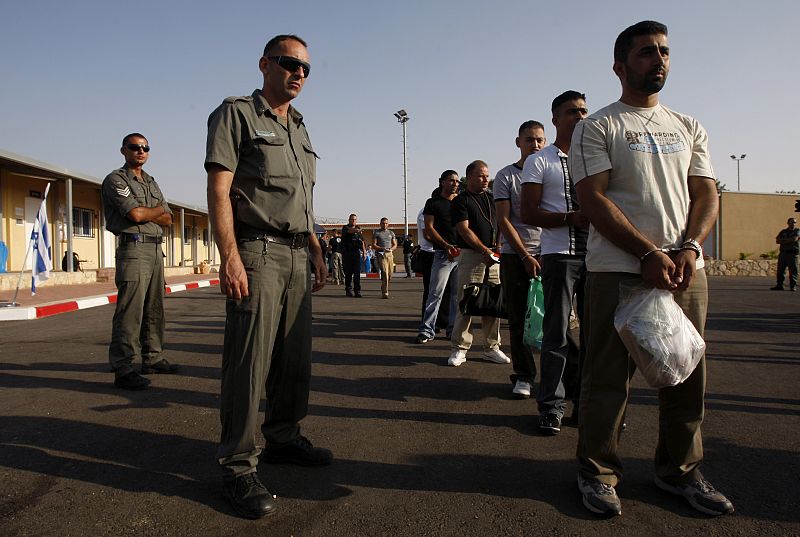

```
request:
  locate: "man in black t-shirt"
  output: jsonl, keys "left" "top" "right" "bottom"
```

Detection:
{"left": 402, "top": 236, "right": 414, "bottom": 277}
{"left": 447, "top": 160, "right": 510, "bottom": 368}
{"left": 342, "top": 214, "right": 366, "bottom": 297}
{"left": 416, "top": 170, "right": 461, "bottom": 343}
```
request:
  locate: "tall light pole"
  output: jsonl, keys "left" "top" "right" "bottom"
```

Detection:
{"left": 730, "top": 154, "right": 746, "bottom": 191}
{"left": 394, "top": 109, "right": 410, "bottom": 237}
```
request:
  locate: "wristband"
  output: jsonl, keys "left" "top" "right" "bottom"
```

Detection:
{"left": 639, "top": 248, "right": 666, "bottom": 262}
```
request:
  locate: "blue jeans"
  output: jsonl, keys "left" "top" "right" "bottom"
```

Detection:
{"left": 418, "top": 250, "right": 459, "bottom": 339}
{"left": 536, "top": 254, "right": 586, "bottom": 418}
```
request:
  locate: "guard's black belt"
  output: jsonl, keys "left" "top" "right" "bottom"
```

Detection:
{"left": 119, "top": 233, "right": 163, "bottom": 244}
{"left": 238, "top": 230, "right": 309, "bottom": 249}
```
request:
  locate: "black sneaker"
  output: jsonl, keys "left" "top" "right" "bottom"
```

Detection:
{"left": 770, "top": 285, "right": 784, "bottom": 291}
{"left": 654, "top": 477, "right": 734, "bottom": 516}
{"left": 223, "top": 473, "right": 276, "bottom": 519}
{"left": 539, "top": 413, "right": 561, "bottom": 435}
{"left": 577, "top": 474, "right": 622, "bottom": 517}
{"left": 262, "top": 435, "right": 333, "bottom": 466}
{"left": 354, "top": 292, "right": 363, "bottom": 298}
{"left": 415, "top": 334, "right": 433, "bottom": 344}
{"left": 346, "top": 290, "right": 354, "bottom": 297}
{"left": 141, "top": 359, "right": 180, "bottom": 374}
{"left": 113, "top": 371, "right": 151, "bottom": 390}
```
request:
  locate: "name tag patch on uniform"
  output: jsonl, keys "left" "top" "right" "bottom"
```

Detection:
{"left": 116, "top": 186, "right": 131, "bottom": 197}
{"left": 255, "top": 130, "right": 276, "bottom": 137}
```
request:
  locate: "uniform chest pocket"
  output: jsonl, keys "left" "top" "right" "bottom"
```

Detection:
{"left": 128, "top": 183, "right": 147, "bottom": 206}
{"left": 250, "top": 135, "right": 293, "bottom": 180}
{"left": 302, "top": 140, "right": 318, "bottom": 184}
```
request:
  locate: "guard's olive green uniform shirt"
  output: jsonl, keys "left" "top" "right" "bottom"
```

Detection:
{"left": 102, "top": 167, "right": 172, "bottom": 235}
{"left": 204, "top": 89, "right": 317, "bottom": 234}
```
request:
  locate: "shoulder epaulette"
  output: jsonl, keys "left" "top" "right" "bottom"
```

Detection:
{"left": 222, "top": 95, "right": 253, "bottom": 104}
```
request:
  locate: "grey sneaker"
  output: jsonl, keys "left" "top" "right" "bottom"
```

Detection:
{"left": 538, "top": 413, "right": 561, "bottom": 435}
{"left": 577, "top": 474, "right": 622, "bottom": 517}
{"left": 654, "top": 477, "right": 734, "bottom": 516}
{"left": 512, "top": 379, "right": 532, "bottom": 398}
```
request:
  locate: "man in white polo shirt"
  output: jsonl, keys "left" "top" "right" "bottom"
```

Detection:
{"left": 570, "top": 20, "right": 733, "bottom": 518}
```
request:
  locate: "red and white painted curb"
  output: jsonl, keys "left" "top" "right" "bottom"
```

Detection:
{"left": 0, "top": 278, "right": 220, "bottom": 321}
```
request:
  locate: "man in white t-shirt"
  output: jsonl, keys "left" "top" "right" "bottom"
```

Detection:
{"left": 521, "top": 91, "right": 589, "bottom": 435}
{"left": 569, "top": 20, "right": 733, "bottom": 518}
{"left": 494, "top": 121, "right": 544, "bottom": 398}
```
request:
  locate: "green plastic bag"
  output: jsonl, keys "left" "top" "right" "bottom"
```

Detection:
{"left": 523, "top": 277, "right": 544, "bottom": 348}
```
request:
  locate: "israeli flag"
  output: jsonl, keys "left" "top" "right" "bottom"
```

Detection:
{"left": 31, "top": 186, "right": 52, "bottom": 295}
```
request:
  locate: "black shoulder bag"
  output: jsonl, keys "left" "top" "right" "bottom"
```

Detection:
{"left": 459, "top": 265, "right": 507, "bottom": 319}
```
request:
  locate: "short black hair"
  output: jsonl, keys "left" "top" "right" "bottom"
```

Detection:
{"left": 518, "top": 120, "right": 545, "bottom": 135}
{"left": 263, "top": 35, "right": 308, "bottom": 57}
{"left": 614, "top": 21, "right": 668, "bottom": 63}
{"left": 465, "top": 160, "right": 488, "bottom": 177}
{"left": 439, "top": 170, "right": 459, "bottom": 183}
{"left": 551, "top": 91, "right": 586, "bottom": 114}
{"left": 122, "top": 132, "right": 147, "bottom": 147}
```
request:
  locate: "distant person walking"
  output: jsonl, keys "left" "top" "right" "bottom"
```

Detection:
{"left": 329, "top": 229, "right": 344, "bottom": 285}
{"left": 373, "top": 217, "right": 397, "bottom": 298}
{"left": 342, "top": 213, "right": 366, "bottom": 297}
{"left": 101, "top": 132, "right": 179, "bottom": 391}
{"left": 771, "top": 217, "right": 799, "bottom": 291}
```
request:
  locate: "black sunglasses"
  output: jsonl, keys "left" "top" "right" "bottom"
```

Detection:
{"left": 125, "top": 143, "right": 150, "bottom": 153}
{"left": 268, "top": 56, "right": 310, "bottom": 78}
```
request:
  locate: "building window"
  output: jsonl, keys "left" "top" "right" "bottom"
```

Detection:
{"left": 72, "top": 207, "right": 94, "bottom": 238}
{"left": 202, "top": 229, "right": 208, "bottom": 245}
{"left": 184, "top": 226, "right": 191, "bottom": 244}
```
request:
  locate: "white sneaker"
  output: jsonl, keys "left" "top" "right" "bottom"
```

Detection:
{"left": 447, "top": 350, "right": 467, "bottom": 367}
{"left": 483, "top": 348, "right": 511, "bottom": 364}
{"left": 512, "top": 379, "right": 532, "bottom": 398}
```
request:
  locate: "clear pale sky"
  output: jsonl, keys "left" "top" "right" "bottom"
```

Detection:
{"left": 1, "top": 0, "right": 796, "bottom": 225}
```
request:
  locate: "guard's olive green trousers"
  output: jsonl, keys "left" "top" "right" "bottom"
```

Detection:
{"left": 217, "top": 239, "right": 312, "bottom": 480}
{"left": 109, "top": 241, "right": 165, "bottom": 377}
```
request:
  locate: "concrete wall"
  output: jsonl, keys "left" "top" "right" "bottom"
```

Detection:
{"left": 720, "top": 192, "right": 798, "bottom": 260}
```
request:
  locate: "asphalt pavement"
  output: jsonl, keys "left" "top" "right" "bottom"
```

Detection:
{"left": 0, "top": 275, "right": 797, "bottom": 536}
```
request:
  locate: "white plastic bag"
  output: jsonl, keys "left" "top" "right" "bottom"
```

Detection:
{"left": 613, "top": 283, "right": 705, "bottom": 388}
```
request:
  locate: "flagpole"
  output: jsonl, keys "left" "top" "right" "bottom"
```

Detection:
{"left": 1, "top": 184, "right": 51, "bottom": 308}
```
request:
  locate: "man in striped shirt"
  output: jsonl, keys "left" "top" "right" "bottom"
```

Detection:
{"left": 521, "top": 90, "right": 589, "bottom": 436}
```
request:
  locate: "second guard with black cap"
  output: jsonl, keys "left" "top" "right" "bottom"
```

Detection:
{"left": 101, "top": 133, "right": 180, "bottom": 391}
